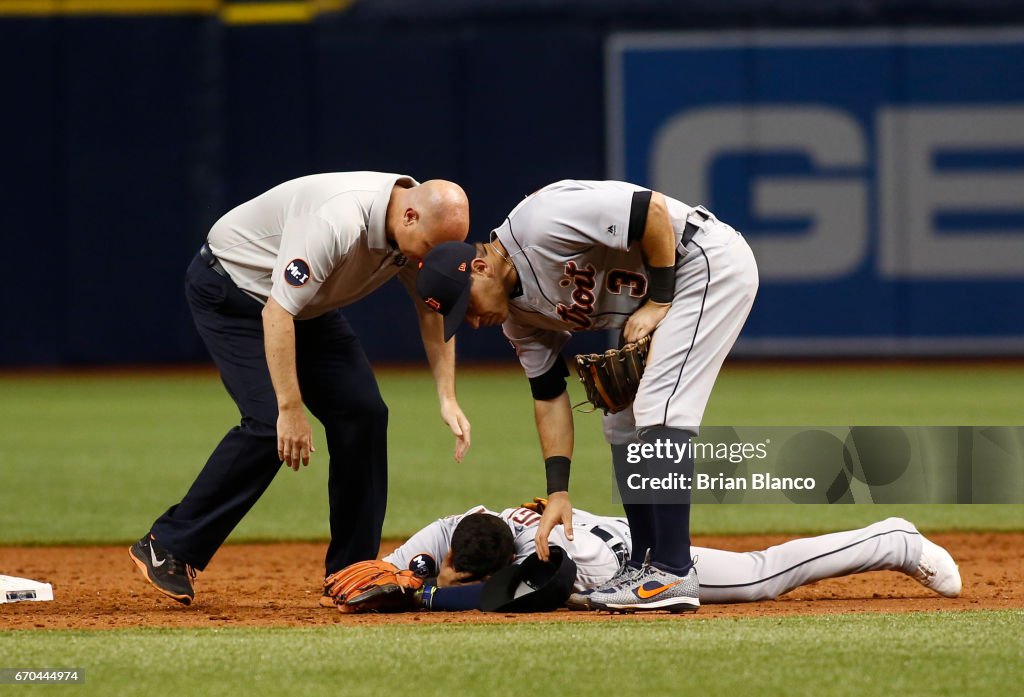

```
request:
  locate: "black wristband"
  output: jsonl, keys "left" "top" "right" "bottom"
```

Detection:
{"left": 648, "top": 265, "right": 675, "bottom": 304}
{"left": 544, "top": 456, "right": 571, "bottom": 495}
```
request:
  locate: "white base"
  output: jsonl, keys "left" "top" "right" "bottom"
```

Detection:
{"left": 0, "top": 575, "right": 54, "bottom": 603}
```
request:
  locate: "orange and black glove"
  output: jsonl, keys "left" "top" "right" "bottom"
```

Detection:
{"left": 324, "top": 560, "right": 425, "bottom": 614}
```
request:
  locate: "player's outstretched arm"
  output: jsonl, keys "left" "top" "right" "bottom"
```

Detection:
{"left": 533, "top": 392, "right": 575, "bottom": 560}
{"left": 412, "top": 294, "right": 472, "bottom": 461}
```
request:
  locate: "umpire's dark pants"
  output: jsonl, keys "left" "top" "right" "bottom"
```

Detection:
{"left": 150, "top": 251, "right": 388, "bottom": 575}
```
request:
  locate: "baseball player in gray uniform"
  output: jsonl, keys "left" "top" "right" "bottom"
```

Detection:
{"left": 130, "top": 172, "right": 472, "bottom": 605}
{"left": 384, "top": 505, "right": 961, "bottom": 609}
{"left": 417, "top": 179, "right": 758, "bottom": 612}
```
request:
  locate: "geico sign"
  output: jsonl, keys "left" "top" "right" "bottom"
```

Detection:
{"left": 653, "top": 106, "right": 1024, "bottom": 281}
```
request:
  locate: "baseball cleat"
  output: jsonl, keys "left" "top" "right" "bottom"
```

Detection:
{"left": 129, "top": 534, "right": 196, "bottom": 605}
{"left": 911, "top": 536, "right": 961, "bottom": 598}
{"left": 567, "top": 561, "right": 643, "bottom": 610}
{"left": 565, "top": 589, "right": 595, "bottom": 611}
{"left": 590, "top": 550, "right": 699, "bottom": 614}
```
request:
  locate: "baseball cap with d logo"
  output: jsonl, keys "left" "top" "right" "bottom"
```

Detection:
{"left": 416, "top": 241, "right": 476, "bottom": 341}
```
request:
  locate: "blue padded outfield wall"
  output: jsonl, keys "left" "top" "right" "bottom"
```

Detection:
{"left": 1, "top": 1, "right": 1022, "bottom": 365}
{"left": 608, "top": 30, "right": 1024, "bottom": 355}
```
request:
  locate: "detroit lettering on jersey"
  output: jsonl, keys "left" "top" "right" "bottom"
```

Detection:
{"left": 557, "top": 261, "right": 649, "bottom": 329}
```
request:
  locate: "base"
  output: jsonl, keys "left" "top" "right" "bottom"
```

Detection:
{"left": 0, "top": 575, "right": 54, "bottom": 603}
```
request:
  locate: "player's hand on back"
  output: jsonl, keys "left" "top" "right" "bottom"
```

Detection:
{"left": 623, "top": 300, "right": 670, "bottom": 343}
{"left": 535, "top": 491, "right": 573, "bottom": 561}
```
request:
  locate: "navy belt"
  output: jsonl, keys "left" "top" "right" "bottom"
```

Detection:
{"left": 590, "top": 525, "right": 629, "bottom": 569}
{"left": 682, "top": 206, "right": 712, "bottom": 246}
{"left": 199, "top": 243, "right": 228, "bottom": 278}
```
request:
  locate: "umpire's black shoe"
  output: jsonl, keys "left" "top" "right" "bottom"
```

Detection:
{"left": 129, "top": 534, "right": 196, "bottom": 605}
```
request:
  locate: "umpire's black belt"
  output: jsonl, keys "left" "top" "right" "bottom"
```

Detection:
{"left": 200, "top": 242, "right": 228, "bottom": 278}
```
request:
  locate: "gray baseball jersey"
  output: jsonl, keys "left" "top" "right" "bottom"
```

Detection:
{"left": 383, "top": 505, "right": 631, "bottom": 591}
{"left": 384, "top": 507, "right": 929, "bottom": 602}
{"left": 493, "top": 179, "right": 759, "bottom": 438}
{"left": 494, "top": 179, "right": 688, "bottom": 377}
{"left": 207, "top": 172, "right": 419, "bottom": 319}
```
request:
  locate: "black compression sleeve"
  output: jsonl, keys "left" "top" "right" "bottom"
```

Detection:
{"left": 627, "top": 190, "right": 653, "bottom": 244}
{"left": 529, "top": 359, "right": 569, "bottom": 401}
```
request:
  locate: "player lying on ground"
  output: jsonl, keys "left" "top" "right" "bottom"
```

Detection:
{"left": 322, "top": 502, "right": 961, "bottom": 612}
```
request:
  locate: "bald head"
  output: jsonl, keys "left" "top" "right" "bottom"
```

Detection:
{"left": 389, "top": 178, "right": 470, "bottom": 261}
{"left": 415, "top": 180, "right": 470, "bottom": 244}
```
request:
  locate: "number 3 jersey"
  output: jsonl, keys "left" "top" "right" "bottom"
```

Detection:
{"left": 383, "top": 505, "right": 632, "bottom": 592}
{"left": 492, "top": 179, "right": 699, "bottom": 378}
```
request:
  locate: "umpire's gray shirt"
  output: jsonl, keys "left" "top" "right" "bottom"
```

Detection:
{"left": 207, "top": 172, "right": 418, "bottom": 319}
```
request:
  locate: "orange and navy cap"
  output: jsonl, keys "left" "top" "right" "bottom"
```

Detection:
{"left": 416, "top": 241, "right": 476, "bottom": 341}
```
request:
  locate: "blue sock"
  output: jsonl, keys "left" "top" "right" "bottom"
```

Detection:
{"left": 651, "top": 504, "right": 693, "bottom": 574}
{"left": 640, "top": 427, "right": 694, "bottom": 573}
{"left": 612, "top": 443, "right": 655, "bottom": 565}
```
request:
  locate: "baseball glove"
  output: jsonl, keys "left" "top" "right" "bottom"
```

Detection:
{"left": 324, "top": 560, "right": 424, "bottom": 614}
{"left": 573, "top": 335, "right": 651, "bottom": 414}
{"left": 520, "top": 497, "right": 548, "bottom": 514}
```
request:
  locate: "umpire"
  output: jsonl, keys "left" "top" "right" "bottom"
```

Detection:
{"left": 129, "top": 172, "right": 472, "bottom": 605}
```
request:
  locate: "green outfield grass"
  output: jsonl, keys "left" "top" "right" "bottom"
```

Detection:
{"left": 0, "top": 363, "right": 1021, "bottom": 545}
{"left": 1, "top": 610, "right": 1020, "bottom": 697}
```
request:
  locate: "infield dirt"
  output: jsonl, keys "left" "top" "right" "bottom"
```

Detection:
{"left": 3, "top": 532, "right": 1020, "bottom": 629}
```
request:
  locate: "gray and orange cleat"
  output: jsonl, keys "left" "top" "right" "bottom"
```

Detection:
{"left": 589, "top": 550, "right": 699, "bottom": 614}
{"left": 565, "top": 588, "right": 595, "bottom": 611}
{"left": 129, "top": 534, "right": 196, "bottom": 605}
{"left": 567, "top": 562, "right": 642, "bottom": 611}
